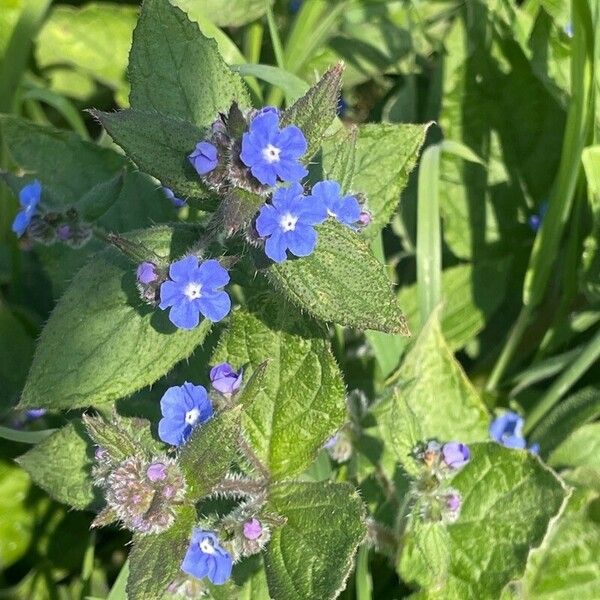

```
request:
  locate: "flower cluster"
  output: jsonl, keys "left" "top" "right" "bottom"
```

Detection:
{"left": 93, "top": 454, "right": 187, "bottom": 535}
{"left": 490, "top": 411, "right": 539, "bottom": 454}
{"left": 11, "top": 180, "right": 92, "bottom": 246}
{"left": 411, "top": 439, "right": 471, "bottom": 523}
{"left": 186, "top": 105, "right": 369, "bottom": 264}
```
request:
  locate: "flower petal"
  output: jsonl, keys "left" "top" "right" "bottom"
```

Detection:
{"left": 286, "top": 224, "right": 317, "bottom": 257}
{"left": 264, "top": 230, "right": 289, "bottom": 262}
{"left": 169, "top": 255, "right": 199, "bottom": 282}
{"left": 277, "top": 125, "right": 308, "bottom": 157}
{"left": 158, "top": 280, "right": 181, "bottom": 309}
{"left": 274, "top": 159, "right": 308, "bottom": 183}
{"left": 250, "top": 162, "right": 277, "bottom": 186}
{"left": 12, "top": 210, "right": 30, "bottom": 237}
{"left": 158, "top": 417, "right": 187, "bottom": 446}
{"left": 210, "top": 553, "right": 233, "bottom": 585}
{"left": 197, "top": 259, "right": 229, "bottom": 289}
{"left": 19, "top": 180, "right": 41, "bottom": 208}
{"left": 168, "top": 299, "right": 201, "bottom": 329}
{"left": 256, "top": 204, "right": 281, "bottom": 236}
{"left": 198, "top": 290, "right": 231, "bottom": 322}
{"left": 160, "top": 386, "right": 187, "bottom": 419}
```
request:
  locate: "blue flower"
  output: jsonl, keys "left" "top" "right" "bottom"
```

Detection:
{"left": 489, "top": 411, "right": 527, "bottom": 449}
{"left": 209, "top": 363, "right": 243, "bottom": 395}
{"left": 159, "top": 256, "right": 231, "bottom": 330}
{"left": 163, "top": 186, "right": 187, "bottom": 208}
{"left": 12, "top": 180, "right": 41, "bottom": 237}
{"left": 255, "top": 182, "right": 327, "bottom": 262}
{"left": 240, "top": 108, "right": 308, "bottom": 186}
{"left": 441, "top": 442, "right": 470, "bottom": 469}
{"left": 181, "top": 529, "right": 233, "bottom": 585}
{"left": 189, "top": 142, "right": 218, "bottom": 176}
{"left": 158, "top": 382, "right": 213, "bottom": 446}
{"left": 136, "top": 262, "right": 158, "bottom": 285}
{"left": 528, "top": 202, "right": 548, "bottom": 232}
{"left": 309, "top": 180, "right": 361, "bottom": 228}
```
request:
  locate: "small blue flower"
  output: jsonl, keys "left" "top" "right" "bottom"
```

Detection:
{"left": 309, "top": 180, "right": 361, "bottom": 228}
{"left": 136, "top": 262, "right": 158, "bottom": 285}
{"left": 564, "top": 22, "right": 573, "bottom": 38}
{"left": 158, "top": 382, "right": 213, "bottom": 446}
{"left": 490, "top": 411, "right": 527, "bottom": 449}
{"left": 441, "top": 442, "right": 470, "bottom": 469}
{"left": 240, "top": 108, "right": 308, "bottom": 186}
{"left": 189, "top": 142, "right": 218, "bottom": 176}
{"left": 159, "top": 256, "right": 231, "bottom": 330}
{"left": 209, "top": 363, "right": 243, "bottom": 395}
{"left": 290, "top": 0, "right": 303, "bottom": 13}
{"left": 12, "top": 180, "right": 41, "bottom": 237}
{"left": 528, "top": 202, "right": 548, "bottom": 232}
{"left": 337, "top": 97, "right": 348, "bottom": 117}
{"left": 26, "top": 408, "right": 46, "bottom": 420}
{"left": 255, "top": 183, "right": 327, "bottom": 262}
{"left": 163, "top": 186, "right": 187, "bottom": 208}
{"left": 181, "top": 529, "right": 233, "bottom": 585}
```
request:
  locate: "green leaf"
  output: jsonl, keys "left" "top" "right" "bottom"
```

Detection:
{"left": 405, "top": 442, "right": 567, "bottom": 598}
{"left": 548, "top": 422, "right": 600, "bottom": 470}
{"left": 211, "top": 299, "right": 345, "bottom": 479}
{"left": 93, "top": 109, "right": 212, "bottom": 204}
{"left": 179, "top": 406, "right": 241, "bottom": 500}
{"left": 0, "top": 461, "right": 37, "bottom": 569}
{"left": 322, "top": 125, "right": 358, "bottom": 193}
{"left": 264, "top": 481, "right": 366, "bottom": 600}
{"left": 16, "top": 421, "right": 97, "bottom": 510}
{"left": 399, "top": 521, "right": 450, "bottom": 590}
{"left": 76, "top": 169, "right": 127, "bottom": 223}
{"left": 35, "top": 3, "right": 137, "bottom": 103}
{"left": 264, "top": 220, "right": 409, "bottom": 334}
{"left": 280, "top": 64, "right": 344, "bottom": 159}
{"left": 385, "top": 314, "right": 489, "bottom": 472}
{"left": 353, "top": 123, "right": 429, "bottom": 238}
{"left": 20, "top": 226, "right": 212, "bottom": 409}
{"left": 128, "top": 0, "right": 249, "bottom": 125}
{"left": 0, "top": 303, "right": 34, "bottom": 409}
{"left": 174, "top": 0, "right": 271, "bottom": 27}
{"left": 127, "top": 504, "right": 196, "bottom": 600}
{"left": 232, "top": 63, "right": 308, "bottom": 103}
{"left": 521, "top": 492, "right": 600, "bottom": 599}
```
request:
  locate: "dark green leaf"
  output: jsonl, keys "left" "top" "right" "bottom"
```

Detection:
{"left": 128, "top": 0, "right": 249, "bottom": 124}
{"left": 179, "top": 406, "right": 241, "bottom": 500}
{"left": 20, "top": 226, "right": 212, "bottom": 409}
{"left": 16, "top": 421, "right": 98, "bottom": 510}
{"left": 127, "top": 504, "right": 196, "bottom": 600}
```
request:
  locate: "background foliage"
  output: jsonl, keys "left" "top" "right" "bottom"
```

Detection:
{"left": 0, "top": 0, "right": 599, "bottom": 599}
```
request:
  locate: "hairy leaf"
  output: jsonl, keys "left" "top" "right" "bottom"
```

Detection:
{"left": 127, "top": 504, "right": 196, "bottom": 600}
{"left": 128, "top": 0, "right": 249, "bottom": 124}
{"left": 17, "top": 421, "right": 97, "bottom": 510}
{"left": 264, "top": 481, "right": 366, "bottom": 600}
{"left": 264, "top": 220, "right": 409, "bottom": 334}
{"left": 19, "top": 226, "right": 211, "bottom": 409}
{"left": 280, "top": 64, "right": 344, "bottom": 159}
{"left": 212, "top": 299, "right": 345, "bottom": 479}
{"left": 179, "top": 406, "right": 242, "bottom": 500}
{"left": 93, "top": 109, "right": 213, "bottom": 204}
{"left": 353, "top": 123, "right": 429, "bottom": 237}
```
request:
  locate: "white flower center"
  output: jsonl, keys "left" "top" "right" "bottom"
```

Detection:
{"left": 184, "top": 282, "right": 202, "bottom": 300}
{"left": 262, "top": 143, "right": 281, "bottom": 164}
{"left": 327, "top": 208, "right": 337, "bottom": 218}
{"left": 185, "top": 408, "right": 200, "bottom": 426}
{"left": 279, "top": 212, "right": 298, "bottom": 232}
{"left": 199, "top": 537, "right": 216, "bottom": 554}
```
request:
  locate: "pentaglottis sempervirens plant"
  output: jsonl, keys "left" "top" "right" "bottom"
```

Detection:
{"left": 2, "top": 0, "right": 590, "bottom": 599}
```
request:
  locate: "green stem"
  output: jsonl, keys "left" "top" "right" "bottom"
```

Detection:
{"left": 265, "top": 1, "right": 285, "bottom": 69}
{"left": 486, "top": 305, "right": 533, "bottom": 393}
{"left": 355, "top": 545, "right": 373, "bottom": 600}
{"left": 244, "top": 21, "right": 264, "bottom": 64}
{"left": 525, "top": 326, "right": 600, "bottom": 433}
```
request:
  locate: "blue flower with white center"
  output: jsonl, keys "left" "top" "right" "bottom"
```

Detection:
{"left": 159, "top": 256, "right": 231, "bottom": 330}
{"left": 309, "top": 180, "right": 361, "bottom": 228}
{"left": 240, "top": 108, "right": 308, "bottom": 186}
{"left": 181, "top": 528, "right": 233, "bottom": 585}
{"left": 189, "top": 141, "right": 219, "bottom": 176}
{"left": 12, "top": 180, "right": 41, "bottom": 237}
{"left": 255, "top": 182, "right": 327, "bottom": 263}
{"left": 162, "top": 186, "right": 187, "bottom": 208}
{"left": 158, "top": 382, "right": 213, "bottom": 446}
